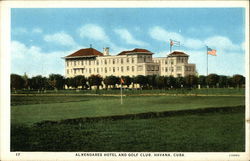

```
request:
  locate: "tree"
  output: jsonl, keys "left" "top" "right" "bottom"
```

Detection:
{"left": 146, "top": 75, "right": 157, "bottom": 89}
{"left": 74, "top": 75, "right": 87, "bottom": 89}
{"left": 218, "top": 75, "right": 229, "bottom": 88}
{"left": 11, "top": 74, "right": 25, "bottom": 91}
{"left": 198, "top": 75, "right": 207, "bottom": 88}
{"left": 121, "top": 76, "right": 132, "bottom": 88}
{"left": 176, "top": 76, "right": 185, "bottom": 88}
{"left": 22, "top": 73, "right": 29, "bottom": 89}
{"left": 185, "top": 75, "right": 198, "bottom": 89}
{"left": 103, "top": 76, "right": 119, "bottom": 89}
{"left": 29, "top": 75, "right": 47, "bottom": 90}
{"left": 165, "top": 76, "right": 176, "bottom": 89}
{"left": 48, "top": 74, "right": 65, "bottom": 90}
{"left": 134, "top": 75, "right": 147, "bottom": 89}
{"left": 232, "top": 74, "right": 245, "bottom": 88}
{"left": 206, "top": 74, "right": 219, "bottom": 88}
{"left": 88, "top": 75, "right": 103, "bottom": 90}
{"left": 155, "top": 76, "right": 165, "bottom": 89}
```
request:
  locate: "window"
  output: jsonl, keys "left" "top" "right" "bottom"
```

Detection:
{"left": 132, "top": 58, "right": 134, "bottom": 63}
{"left": 89, "top": 68, "right": 91, "bottom": 74}
{"left": 121, "top": 66, "right": 124, "bottom": 72}
{"left": 81, "top": 69, "right": 84, "bottom": 73}
{"left": 165, "top": 67, "right": 168, "bottom": 72}
{"left": 81, "top": 61, "right": 83, "bottom": 65}
{"left": 132, "top": 66, "right": 134, "bottom": 72}
{"left": 177, "top": 66, "right": 182, "bottom": 71}
{"left": 74, "top": 69, "right": 76, "bottom": 74}
{"left": 127, "top": 58, "right": 129, "bottom": 63}
{"left": 144, "top": 56, "right": 146, "bottom": 62}
{"left": 67, "top": 62, "right": 69, "bottom": 67}
{"left": 97, "top": 60, "right": 99, "bottom": 65}
{"left": 165, "top": 60, "right": 168, "bottom": 64}
{"left": 74, "top": 61, "right": 76, "bottom": 66}
{"left": 138, "top": 65, "right": 143, "bottom": 71}
{"left": 105, "top": 67, "right": 107, "bottom": 73}
{"left": 67, "top": 69, "right": 69, "bottom": 74}
{"left": 113, "top": 67, "right": 115, "bottom": 72}
{"left": 127, "top": 66, "right": 130, "bottom": 71}
{"left": 121, "top": 58, "right": 123, "bottom": 64}
{"left": 113, "top": 59, "right": 115, "bottom": 64}
{"left": 105, "top": 59, "right": 107, "bottom": 65}
{"left": 117, "top": 67, "right": 119, "bottom": 71}
{"left": 147, "top": 65, "right": 151, "bottom": 71}
{"left": 89, "top": 61, "right": 91, "bottom": 65}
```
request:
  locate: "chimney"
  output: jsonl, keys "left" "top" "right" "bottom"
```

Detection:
{"left": 103, "top": 47, "right": 109, "bottom": 56}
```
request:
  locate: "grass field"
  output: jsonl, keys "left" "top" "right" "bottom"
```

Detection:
{"left": 11, "top": 91, "right": 246, "bottom": 152}
{"left": 11, "top": 95, "right": 245, "bottom": 125}
{"left": 12, "top": 88, "right": 245, "bottom": 96}
{"left": 11, "top": 106, "right": 245, "bottom": 152}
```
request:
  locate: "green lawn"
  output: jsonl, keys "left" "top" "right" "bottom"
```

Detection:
{"left": 12, "top": 88, "right": 245, "bottom": 96}
{"left": 11, "top": 95, "right": 245, "bottom": 125}
{"left": 11, "top": 106, "right": 245, "bottom": 152}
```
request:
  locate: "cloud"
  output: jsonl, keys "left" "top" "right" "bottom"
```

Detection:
{"left": 44, "top": 31, "right": 77, "bottom": 47}
{"left": 11, "top": 41, "right": 74, "bottom": 76}
{"left": 149, "top": 26, "right": 243, "bottom": 52}
{"left": 77, "top": 24, "right": 130, "bottom": 55}
{"left": 187, "top": 26, "right": 214, "bottom": 35}
{"left": 32, "top": 28, "right": 43, "bottom": 34}
{"left": 184, "top": 38, "right": 204, "bottom": 50}
{"left": 114, "top": 28, "right": 148, "bottom": 46}
{"left": 12, "top": 27, "right": 28, "bottom": 35}
{"left": 154, "top": 49, "right": 245, "bottom": 76}
{"left": 241, "top": 42, "right": 245, "bottom": 51}
{"left": 78, "top": 24, "right": 110, "bottom": 43}
{"left": 149, "top": 26, "right": 184, "bottom": 43}
{"left": 204, "top": 36, "right": 241, "bottom": 51}
{"left": 187, "top": 50, "right": 244, "bottom": 76}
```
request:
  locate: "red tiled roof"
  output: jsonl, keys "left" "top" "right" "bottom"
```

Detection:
{"left": 66, "top": 48, "right": 103, "bottom": 57}
{"left": 168, "top": 51, "right": 189, "bottom": 57}
{"left": 117, "top": 48, "right": 152, "bottom": 55}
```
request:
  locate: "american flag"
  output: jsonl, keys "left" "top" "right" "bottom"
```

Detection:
{"left": 207, "top": 47, "right": 217, "bottom": 56}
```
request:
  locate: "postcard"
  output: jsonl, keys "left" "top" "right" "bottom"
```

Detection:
{"left": 0, "top": 0, "right": 249, "bottom": 161}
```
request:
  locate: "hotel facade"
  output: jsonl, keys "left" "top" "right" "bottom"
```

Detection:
{"left": 64, "top": 47, "right": 196, "bottom": 78}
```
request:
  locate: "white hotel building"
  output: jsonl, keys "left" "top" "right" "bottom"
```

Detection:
{"left": 64, "top": 47, "right": 196, "bottom": 78}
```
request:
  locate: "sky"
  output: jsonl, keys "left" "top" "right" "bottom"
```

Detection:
{"left": 11, "top": 8, "right": 246, "bottom": 77}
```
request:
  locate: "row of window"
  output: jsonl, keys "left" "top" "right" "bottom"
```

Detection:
{"left": 160, "top": 66, "right": 194, "bottom": 73}
{"left": 67, "top": 66, "right": 136, "bottom": 75}
{"left": 66, "top": 57, "right": 138, "bottom": 67}
{"left": 155, "top": 57, "right": 188, "bottom": 65}
{"left": 185, "top": 66, "right": 195, "bottom": 72}
{"left": 155, "top": 59, "right": 174, "bottom": 65}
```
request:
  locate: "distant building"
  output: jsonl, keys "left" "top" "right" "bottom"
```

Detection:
{"left": 63, "top": 47, "right": 196, "bottom": 78}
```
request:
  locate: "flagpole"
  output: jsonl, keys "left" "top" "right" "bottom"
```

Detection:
{"left": 120, "top": 82, "right": 123, "bottom": 105}
{"left": 206, "top": 46, "right": 208, "bottom": 76}
{"left": 170, "top": 39, "right": 172, "bottom": 53}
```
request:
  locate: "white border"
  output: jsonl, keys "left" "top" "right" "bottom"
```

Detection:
{"left": 0, "top": 1, "right": 249, "bottom": 161}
